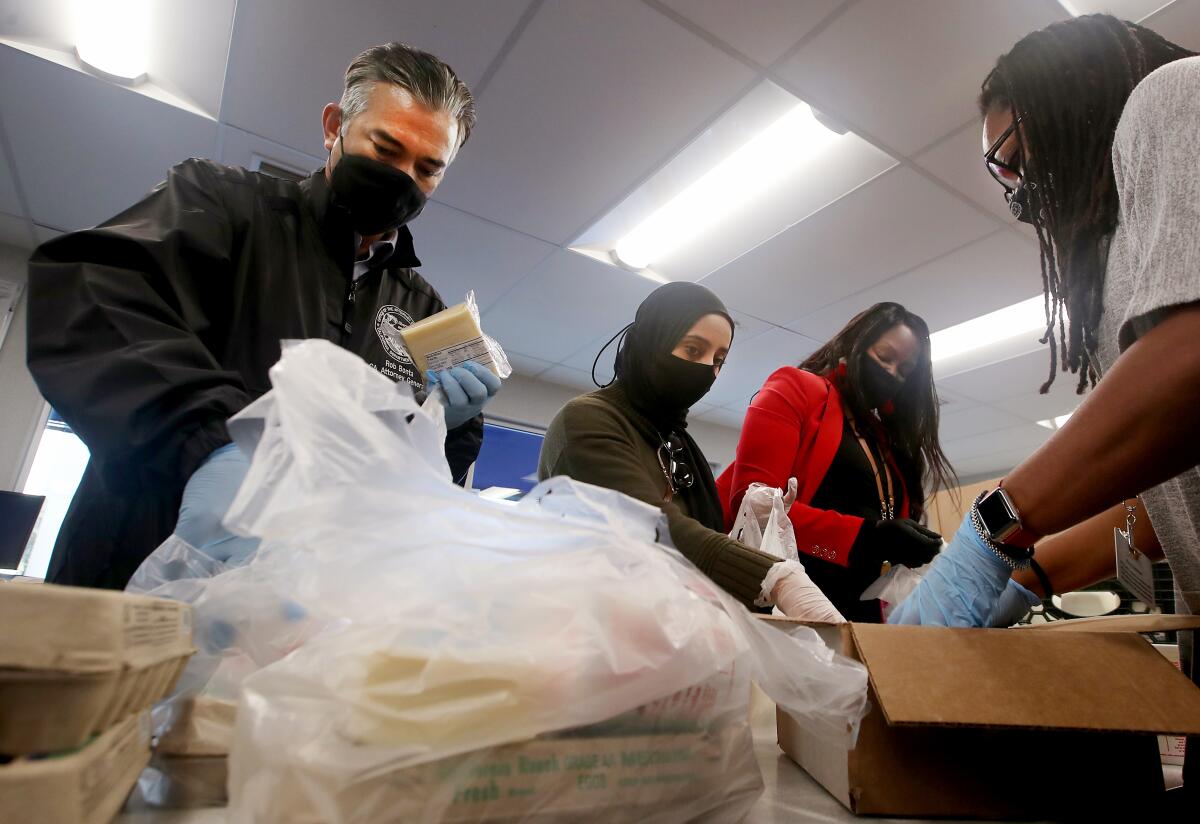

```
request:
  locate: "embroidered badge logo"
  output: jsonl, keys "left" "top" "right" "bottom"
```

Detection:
{"left": 374, "top": 304, "right": 415, "bottom": 364}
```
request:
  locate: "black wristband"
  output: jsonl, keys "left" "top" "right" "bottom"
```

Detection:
{"left": 1028, "top": 557, "right": 1053, "bottom": 599}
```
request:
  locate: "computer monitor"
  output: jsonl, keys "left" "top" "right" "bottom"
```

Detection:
{"left": 0, "top": 491, "right": 45, "bottom": 571}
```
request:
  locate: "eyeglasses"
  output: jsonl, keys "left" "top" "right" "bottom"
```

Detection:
{"left": 657, "top": 436, "right": 694, "bottom": 493}
{"left": 983, "top": 116, "right": 1023, "bottom": 193}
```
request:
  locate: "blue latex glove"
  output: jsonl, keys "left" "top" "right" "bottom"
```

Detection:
{"left": 888, "top": 516, "right": 1012, "bottom": 626}
{"left": 428, "top": 361, "right": 502, "bottom": 429}
{"left": 985, "top": 579, "right": 1042, "bottom": 627}
{"left": 174, "top": 443, "right": 260, "bottom": 565}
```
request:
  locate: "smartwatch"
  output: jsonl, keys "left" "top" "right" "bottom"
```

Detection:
{"left": 975, "top": 487, "right": 1039, "bottom": 549}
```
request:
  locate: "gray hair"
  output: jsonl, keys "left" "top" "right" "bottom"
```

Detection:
{"left": 339, "top": 43, "right": 476, "bottom": 148}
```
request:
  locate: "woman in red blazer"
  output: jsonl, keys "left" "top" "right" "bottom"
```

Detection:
{"left": 717, "top": 303, "right": 955, "bottom": 621}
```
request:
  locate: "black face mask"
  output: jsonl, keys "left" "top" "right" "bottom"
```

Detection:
{"left": 861, "top": 356, "right": 902, "bottom": 409}
{"left": 330, "top": 144, "right": 427, "bottom": 235}
{"left": 645, "top": 353, "right": 718, "bottom": 411}
{"left": 1007, "top": 179, "right": 1040, "bottom": 226}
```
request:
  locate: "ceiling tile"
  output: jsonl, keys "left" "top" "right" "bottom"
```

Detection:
{"left": 1075, "top": 1, "right": 1187, "bottom": 23}
{"left": 0, "top": 47, "right": 217, "bottom": 231}
{"left": 943, "top": 421, "right": 1052, "bottom": 463}
{"left": 0, "top": 140, "right": 23, "bottom": 217}
{"left": 789, "top": 230, "right": 1042, "bottom": 341}
{"left": 937, "top": 404, "right": 1028, "bottom": 443}
{"left": 0, "top": 210, "right": 34, "bottom": 249}
{"left": 33, "top": 224, "right": 61, "bottom": 245}
{"left": 504, "top": 350, "right": 556, "bottom": 377}
{"left": 702, "top": 166, "right": 996, "bottom": 326}
{"left": 433, "top": 0, "right": 756, "bottom": 243}
{"left": 937, "top": 347, "right": 1084, "bottom": 404}
{"left": 774, "top": 0, "right": 1065, "bottom": 154}
{"left": 913, "top": 121, "right": 1019, "bottom": 225}
{"left": 412, "top": 201, "right": 555, "bottom": 312}
{"left": 696, "top": 405, "right": 748, "bottom": 429}
{"left": 482, "top": 249, "right": 658, "bottom": 364}
{"left": 1143, "top": 0, "right": 1200, "bottom": 49}
{"left": 994, "top": 386, "right": 1085, "bottom": 426}
{"left": 658, "top": 0, "right": 844, "bottom": 65}
{"left": 220, "top": 0, "right": 532, "bottom": 156}
{"left": 702, "top": 327, "right": 820, "bottom": 407}
{"left": 217, "top": 125, "right": 323, "bottom": 177}
{"left": 539, "top": 364, "right": 597, "bottom": 392}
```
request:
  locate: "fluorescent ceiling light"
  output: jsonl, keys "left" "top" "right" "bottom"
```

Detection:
{"left": 478, "top": 486, "right": 521, "bottom": 501}
{"left": 930, "top": 295, "right": 1047, "bottom": 363}
{"left": 74, "top": 0, "right": 151, "bottom": 84}
{"left": 1037, "top": 411, "right": 1076, "bottom": 431}
{"left": 612, "top": 103, "right": 843, "bottom": 271}
{"left": 1056, "top": 0, "right": 1082, "bottom": 16}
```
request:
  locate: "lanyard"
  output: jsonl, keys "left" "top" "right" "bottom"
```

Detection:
{"left": 847, "top": 415, "right": 895, "bottom": 520}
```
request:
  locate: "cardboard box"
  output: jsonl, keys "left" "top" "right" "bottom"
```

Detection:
{"left": 0, "top": 583, "right": 194, "bottom": 754}
{"left": 0, "top": 712, "right": 151, "bottom": 824}
{"left": 767, "top": 615, "right": 1200, "bottom": 819}
{"left": 244, "top": 722, "right": 761, "bottom": 823}
{"left": 137, "top": 752, "right": 229, "bottom": 809}
{"left": 1153, "top": 643, "right": 1189, "bottom": 766}
{"left": 156, "top": 696, "right": 236, "bottom": 757}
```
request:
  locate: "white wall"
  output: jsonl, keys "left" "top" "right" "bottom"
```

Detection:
{"left": 486, "top": 373, "right": 743, "bottom": 470}
{"left": 0, "top": 242, "right": 46, "bottom": 492}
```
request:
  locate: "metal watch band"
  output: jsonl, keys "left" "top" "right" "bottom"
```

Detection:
{"left": 969, "top": 502, "right": 1033, "bottom": 571}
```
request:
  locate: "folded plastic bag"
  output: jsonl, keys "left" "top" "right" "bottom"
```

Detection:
{"left": 131, "top": 340, "right": 867, "bottom": 822}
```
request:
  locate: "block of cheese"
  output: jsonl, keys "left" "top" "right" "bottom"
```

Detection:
{"left": 399, "top": 303, "right": 499, "bottom": 378}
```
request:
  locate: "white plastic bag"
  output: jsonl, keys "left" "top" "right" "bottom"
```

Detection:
{"left": 860, "top": 562, "right": 930, "bottom": 622}
{"left": 728, "top": 481, "right": 798, "bottom": 562}
{"left": 730, "top": 481, "right": 845, "bottom": 623}
{"left": 133, "top": 340, "right": 868, "bottom": 822}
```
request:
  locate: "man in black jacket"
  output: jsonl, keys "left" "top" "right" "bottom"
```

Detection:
{"left": 26, "top": 42, "right": 501, "bottom": 589}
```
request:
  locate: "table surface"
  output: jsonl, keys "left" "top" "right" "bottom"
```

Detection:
{"left": 114, "top": 699, "right": 1056, "bottom": 824}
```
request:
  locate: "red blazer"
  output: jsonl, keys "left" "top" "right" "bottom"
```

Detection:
{"left": 716, "top": 367, "right": 910, "bottom": 567}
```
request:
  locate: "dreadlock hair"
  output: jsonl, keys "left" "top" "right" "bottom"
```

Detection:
{"left": 980, "top": 14, "right": 1195, "bottom": 393}
{"left": 799, "top": 303, "right": 956, "bottom": 519}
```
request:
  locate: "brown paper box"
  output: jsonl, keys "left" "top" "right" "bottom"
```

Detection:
{"left": 0, "top": 583, "right": 195, "bottom": 754}
{"left": 0, "top": 712, "right": 152, "bottom": 824}
{"left": 766, "top": 615, "right": 1200, "bottom": 818}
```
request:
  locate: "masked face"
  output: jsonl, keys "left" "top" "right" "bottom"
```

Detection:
{"left": 1006, "top": 178, "right": 1046, "bottom": 226}
{"left": 647, "top": 353, "right": 718, "bottom": 410}
{"left": 330, "top": 139, "right": 428, "bottom": 235}
{"left": 861, "top": 355, "right": 903, "bottom": 409}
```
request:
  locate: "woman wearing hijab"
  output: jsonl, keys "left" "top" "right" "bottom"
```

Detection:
{"left": 539, "top": 282, "right": 825, "bottom": 616}
{"left": 717, "top": 303, "right": 956, "bottom": 622}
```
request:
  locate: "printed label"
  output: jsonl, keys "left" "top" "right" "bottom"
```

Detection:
{"left": 123, "top": 601, "right": 187, "bottom": 650}
{"left": 424, "top": 336, "right": 496, "bottom": 373}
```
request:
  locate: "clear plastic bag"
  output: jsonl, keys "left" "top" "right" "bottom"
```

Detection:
{"left": 133, "top": 340, "right": 868, "bottom": 822}
{"left": 860, "top": 562, "right": 930, "bottom": 622}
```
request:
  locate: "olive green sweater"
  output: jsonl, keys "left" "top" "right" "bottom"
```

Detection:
{"left": 538, "top": 385, "right": 778, "bottom": 609}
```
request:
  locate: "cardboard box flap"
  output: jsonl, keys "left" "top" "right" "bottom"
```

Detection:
{"left": 1018, "top": 614, "right": 1200, "bottom": 633}
{"left": 850, "top": 623, "right": 1200, "bottom": 735}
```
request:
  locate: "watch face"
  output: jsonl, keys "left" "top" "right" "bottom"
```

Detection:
{"left": 977, "top": 490, "right": 1018, "bottom": 538}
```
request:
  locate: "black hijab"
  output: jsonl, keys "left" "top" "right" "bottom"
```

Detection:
{"left": 595, "top": 282, "right": 734, "bottom": 532}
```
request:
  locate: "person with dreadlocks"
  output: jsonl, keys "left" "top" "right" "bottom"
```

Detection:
{"left": 715, "top": 303, "right": 968, "bottom": 622}
{"left": 539, "top": 282, "right": 841, "bottom": 621}
{"left": 889, "top": 12, "right": 1200, "bottom": 796}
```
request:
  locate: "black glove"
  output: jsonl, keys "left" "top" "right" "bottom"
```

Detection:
{"left": 849, "top": 518, "right": 943, "bottom": 572}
